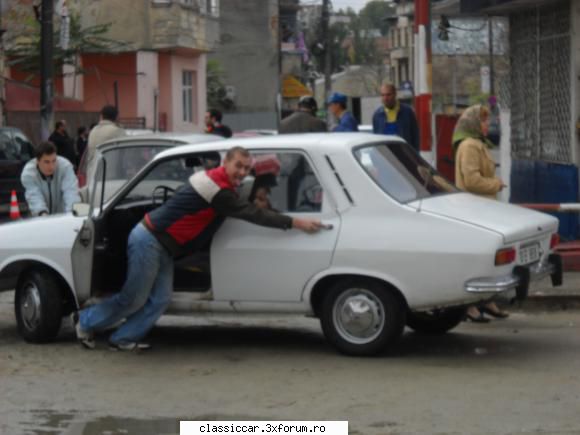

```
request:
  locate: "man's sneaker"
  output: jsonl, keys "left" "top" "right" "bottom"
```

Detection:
{"left": 71, "top": 312, "right": 96, "bottom": 350}
{"left": 108, "top": 341, "right": 152, "bottom": 352}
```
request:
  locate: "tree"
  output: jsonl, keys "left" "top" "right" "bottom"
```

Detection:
{"left": 6, "top": 13, "right": 127, "bottom": 80}
{"left": 206, "top": 59, "right": 233, "bottom": 111}
{"left": 358, "top": 0, "right": 397, "bottom": 36}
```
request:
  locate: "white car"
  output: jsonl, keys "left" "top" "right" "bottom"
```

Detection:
{"left": 0, "top": 133, "right": 562, "bottom": 355}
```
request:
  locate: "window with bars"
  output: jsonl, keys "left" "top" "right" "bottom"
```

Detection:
{"left": 182, "top": 71, "right": 194, "bottom": 123}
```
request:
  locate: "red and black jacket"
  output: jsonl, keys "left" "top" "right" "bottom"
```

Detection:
{"left": 143, "top": 166, "right": 292, "bottom": 257}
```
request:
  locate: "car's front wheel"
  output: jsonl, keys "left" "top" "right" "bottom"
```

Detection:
{"left": 320, "top": 279, "right": 406, "bottom": 356}
{"left": 406, "top": 307, "right": 467, "bottom": 335}
{"left": 15, "top": 269, "right": 63, "bottom": 343}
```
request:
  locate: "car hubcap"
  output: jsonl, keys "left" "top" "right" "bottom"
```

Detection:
{"left": 20, "top": 282, "right": 41, "bottom": 331}
{"left": 333, "top": 289, "right": 385, "bottom": 344}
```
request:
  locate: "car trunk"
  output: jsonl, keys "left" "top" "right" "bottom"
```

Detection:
{"left": 409, "top": 193, "right": 559, "bottom": 244}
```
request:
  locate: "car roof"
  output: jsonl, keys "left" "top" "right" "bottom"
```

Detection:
{"left": 97, "top": 132, "right": 223, "bottom": 152}
{"left": 155, "top": 132, "right": 407, "bottom": 160}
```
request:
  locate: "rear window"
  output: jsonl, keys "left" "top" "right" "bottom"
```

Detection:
{"left": 354, "top": 142, "right": 457, "bottom": 203}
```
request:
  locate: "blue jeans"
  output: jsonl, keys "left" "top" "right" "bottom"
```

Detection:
{"left": 79, "top": 223, "right": 174, "bottom": 345}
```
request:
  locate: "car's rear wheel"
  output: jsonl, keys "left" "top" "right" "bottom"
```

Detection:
{"left": 320, "top": 279, "right": 406, "bottom": 356}
{"left": 406, "top": 307, "right": 467, "bottom": 335}
{"left": 15, "top": 269, "right": 63, "bottom": 343}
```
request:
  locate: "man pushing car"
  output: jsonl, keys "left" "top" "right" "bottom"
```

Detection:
{"left": 73, "top": 146, "right": 323, "bottom": 351}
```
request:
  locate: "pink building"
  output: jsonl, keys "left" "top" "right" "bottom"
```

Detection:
{"left": 4, "top": 0, "right": 220, "bottom": 140}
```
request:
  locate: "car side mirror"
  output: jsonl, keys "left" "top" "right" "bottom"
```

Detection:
{"left": 72, "top": 203, "right": 90, "bottom": 217}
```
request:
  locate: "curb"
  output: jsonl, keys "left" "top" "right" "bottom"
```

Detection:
{"left": 502, "top": 295, "right": 580, "bottom": 312}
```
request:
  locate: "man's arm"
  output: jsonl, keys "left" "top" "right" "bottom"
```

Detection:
{"left": 60, "top": 161, "right": 81, "bottom": 212}
{"left": 211, "top": 190, "right": 322, "bottom": 233}
{"left": 21, "top": 168, "right": 49, "bottom": 216}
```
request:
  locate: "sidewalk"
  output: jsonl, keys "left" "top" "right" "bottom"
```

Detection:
{"left": 518, "top": 271, "right": 580, "bottom": 311}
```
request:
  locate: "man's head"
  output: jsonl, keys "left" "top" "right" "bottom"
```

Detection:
{"left": 55, "top": 120, "right": 66, "bottom": 134}
{"left": 101, "top": 105, "right": 119, "bottom": 122}
{"left": 205, "top": 109, "right": 223, "bottom": 127}
{"left": 78, "top": 126, "right": 87, "bottom": 137}
{"left": 223, "top": 146, "right": 251, "bottom": 188}
{"left": 298, "top": 96, "right": 318, "bottom": 116}
{"left": 35, "top": 142, "right": 58, "bottom": 177}
{"left": 326, "top": 92, "right": 347, "bottom": 117}
{"left": 380, "top": 83, "right": 397, "bottom": 109}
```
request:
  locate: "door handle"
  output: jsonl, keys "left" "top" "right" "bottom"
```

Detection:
{"left": 79, "top": 227, "right": 92, "bottom": 247}
{"left": 321, "top": 223, "right": 334, "bottom": 230}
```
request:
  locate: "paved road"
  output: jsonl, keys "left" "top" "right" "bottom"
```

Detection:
{"left": 1, "top": 290, "right": 580, "bottom": 435}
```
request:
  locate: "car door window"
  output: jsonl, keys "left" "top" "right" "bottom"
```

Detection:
{"left": 118, "top": 152, "right": 221, "bottom": 207}
{"left": 243, "top": 152, "right": 323, "bottom": 213}
{"left": 13, "top": 132, "right": 34, "bottom": 161}
{"left": 91, "top": 145, "right": 172, "bottom": 203}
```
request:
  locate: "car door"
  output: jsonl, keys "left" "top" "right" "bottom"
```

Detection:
{"left": 211, "top": 150, "right": 340, "bottom": 302}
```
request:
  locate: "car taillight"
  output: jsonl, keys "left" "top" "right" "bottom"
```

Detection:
{"left": 495, "top": 247, "right": 516, "bottom": 266}
{"left": 550, "top": 233, "right": 560, "bottom": 249}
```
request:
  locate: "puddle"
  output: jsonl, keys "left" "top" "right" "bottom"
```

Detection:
{"left": 64, "top": 416, "right": 180, "bottom": 435}
{"left": 14, "top": 411, "right": 271, "bottom": 435}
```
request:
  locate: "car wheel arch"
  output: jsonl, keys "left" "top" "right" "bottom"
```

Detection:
{"left": 6, "top": 260, "right": 78, "bottom": 315}
{"left": 309, "top": 273, "right": 409, "bottom": 318}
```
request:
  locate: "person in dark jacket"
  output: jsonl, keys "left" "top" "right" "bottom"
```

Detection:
{"left": 205, "top": 109, "right": 232, "bottom": 138}
{"left": 76, "top": 126, "right": 88, "bottom": 166}
{"left": 372, "top": 83, "right": 419, "bottom": 151}
{"left": 327, "top": 92, "right": 358, "bottom": 132}
{"left": 49, "top": 120, "right": 77, "bottom": 164}
{"left": 279, "top": 96, "right": 327, "bottom": 133}
{"left": 74, "top": 146, "right": 323, "bottom": 351}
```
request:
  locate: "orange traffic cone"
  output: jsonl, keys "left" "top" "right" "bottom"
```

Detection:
{"left": 9, "top": 190, "right": 21, "bottom": 220}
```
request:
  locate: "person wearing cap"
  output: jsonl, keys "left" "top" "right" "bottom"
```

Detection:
{"left": 279, "top": 96, "right": 327, "bottom": 134}
{"left": 327, "top": 92, "right": 359, "bottom": 132}
{"left": 372, "top": 83, "right": 419, "bottom": 151}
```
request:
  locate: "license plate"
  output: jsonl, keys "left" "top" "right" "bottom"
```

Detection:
{"left": 519, "top": 243, "right": 541, "bottom": 264}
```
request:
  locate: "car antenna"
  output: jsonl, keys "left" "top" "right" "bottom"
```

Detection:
{"left": 417, "top": 168, "right": 433, "bottom": 214}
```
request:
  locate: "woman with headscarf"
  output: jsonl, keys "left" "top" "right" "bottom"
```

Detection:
{"left": 453, "top": 104, "right": 509, "bottom": 322}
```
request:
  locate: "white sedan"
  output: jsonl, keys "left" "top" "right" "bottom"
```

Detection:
{"left": 0, "top": 133, "right": 562, "bottom": 355}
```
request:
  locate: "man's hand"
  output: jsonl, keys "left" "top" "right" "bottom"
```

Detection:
{"left": 292, "top": 218, "right": 324, "bottom": 234}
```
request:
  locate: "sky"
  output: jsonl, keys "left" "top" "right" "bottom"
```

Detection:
{"left": 331, "top": 0, "right": 370, "bottom": 11}
{"left": 304, "top": 0, "right": 378, "bottom": 13}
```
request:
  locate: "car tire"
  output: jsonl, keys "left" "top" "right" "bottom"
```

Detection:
{"left": 406, "top": 307, "right": 467, "bottom": 335}
{"left": 320, "top": 279, "right": 406, "bottom": 356}
{"left": 15, "top": 269, "right": 63, "bottom": 343}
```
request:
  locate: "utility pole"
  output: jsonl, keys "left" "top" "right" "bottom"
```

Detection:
{"left": 0, "top": 0, "right": 5, "bottom": 127}
{"left": 40, "top": 0, "right": 54, "bottom": 141}
{"left": 414, "top": 0, "right": 432, "bottom": 152}
{"left": 488, "top": 16, "right": 495, "bottom": 97}
{"left": 322, "top": 0, "right": 331, "bottom": 125}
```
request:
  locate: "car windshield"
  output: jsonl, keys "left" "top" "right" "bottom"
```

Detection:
{"left": 354, "top": 142, "right": 457, "bottom": 203}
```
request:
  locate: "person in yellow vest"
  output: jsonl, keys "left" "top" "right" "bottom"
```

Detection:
{"left": 372, "top": 83, "right": 419, "bottom": 151}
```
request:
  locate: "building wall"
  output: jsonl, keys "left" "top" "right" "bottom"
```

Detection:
{"left": 82, "top": 53, "right": 138, "bottom": 117}
{"left": 209, "top": 0, "right": 279, "bottom": 128}
{"left": 136, "top": 51, "right": 159, "bottom": 129}
{"left": 158, "top": 52, "right": 173, "bottom": 131}
{"left": 75, "top": 0, "right": 219, "bottom": 52}
{"left": 167, "top": 54, "right": 206, "bottom": 133}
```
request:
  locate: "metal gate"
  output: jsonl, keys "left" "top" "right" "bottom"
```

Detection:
{"left": 510, "top": 0, "right": 571, "bottom": 164}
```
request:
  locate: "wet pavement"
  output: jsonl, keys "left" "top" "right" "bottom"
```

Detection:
{"left": 2, "top": 290, "right": 580, "bottom": 435}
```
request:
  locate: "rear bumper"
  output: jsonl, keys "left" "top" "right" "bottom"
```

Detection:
{"left": 465, "top": 254, "right": 562, "bottom": 300}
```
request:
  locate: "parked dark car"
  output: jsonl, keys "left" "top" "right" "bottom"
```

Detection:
{"left": 0, "top": 127, "right": 34, "bottom": 220}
